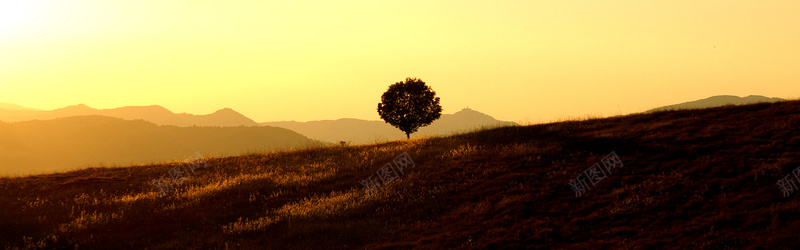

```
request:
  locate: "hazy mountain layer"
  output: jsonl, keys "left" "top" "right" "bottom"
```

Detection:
{"left": 0, "top": 103, "right": 39, "bottom": 111}
{"left": 0, "top": 104, "right": 259, "bottom": 127}
{"left": 261, "top": 108, "right": 517, "bottom": 144}
{"left": 645, "top": 95, "right": 785, "bottom": 113}
{"left": 0, "top": 116, "right": 320, "bottom": 176}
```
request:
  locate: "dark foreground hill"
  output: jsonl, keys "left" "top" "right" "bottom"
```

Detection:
{"left": 2, "top": 100, "right": 800, "bottom": 248}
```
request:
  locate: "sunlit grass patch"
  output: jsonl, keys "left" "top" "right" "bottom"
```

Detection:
{"left": 275, "top": 189, "right": 365, "bottom": 219}
{"left": 223, "top": 189, "right": 365, "bottom": 234}
{"left": 57, "top": 210, "right": 124, "bottom": 233}
{"left": 21, "top": 234, "right": 59, "bottom": 249}
{"left": 17, "top": 196, "right": 52, "bottom": 211}
{"left": 179, "top": 168, "right": 337, "bottom": 200}
{"left": 447, "top": 143, "right": 481, "bottom": 158}
{"left": 111, "top": 164, "right": 338, "bottom": 209}
{"left": 112, "top": 191, "right": 160, "bottom": 204}
{"left": 365, "top": 138, "right": 426, "bottom": 154}
{"left": 222, "top": 216, "right": 279, "bottom": 234}
{"left": 178, "top": 172, "right": 276, "bottom": 200}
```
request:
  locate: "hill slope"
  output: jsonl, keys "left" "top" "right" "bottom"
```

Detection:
{"left": 645, "top": 94, "right": 785, "bottom": 113}
{"left": 0, "top": 116, "right": 320, "bottom": 176}
{"left": 2, "top": 100, "right": 800, "bottom": 248}
{"left": 262, "top": 108, "right": 517, "bottom": 144}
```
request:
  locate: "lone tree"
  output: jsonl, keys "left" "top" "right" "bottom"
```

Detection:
{"left": 377, "top": 77, "right": 442, "bottom": 139}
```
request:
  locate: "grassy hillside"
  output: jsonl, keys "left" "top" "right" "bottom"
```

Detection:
{"left": 2, "top": 100, "right": 800, "bottom": 248}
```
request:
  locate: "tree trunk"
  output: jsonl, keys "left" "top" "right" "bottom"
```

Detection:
{"left": 406, "top": 132, "right": 410, "bottom": 139}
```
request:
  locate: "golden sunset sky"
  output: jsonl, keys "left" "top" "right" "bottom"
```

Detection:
{"left": 1, "top": 1, "right": 798, "bottom": 123}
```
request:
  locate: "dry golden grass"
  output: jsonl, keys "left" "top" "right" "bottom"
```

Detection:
{"left": 3, "top": 100, "right": 800, "bottom": 248}
{"left": 223, "top": 189, "right": 365, "bottom": 234}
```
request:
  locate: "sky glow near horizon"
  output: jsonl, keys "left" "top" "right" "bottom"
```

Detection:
{"left": 1, "top": 1, "right": 798, "bottom": 123}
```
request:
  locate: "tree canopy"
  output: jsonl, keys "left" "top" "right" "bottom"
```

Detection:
{"left": 377, "top": 77, "right": 442, "bottom": 139}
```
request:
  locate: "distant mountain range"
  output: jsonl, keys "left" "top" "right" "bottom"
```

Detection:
{"left": 0, "top": 103, "right": 516, "bottom": 175}
{"left": 0, "top": 116, "right": 320, "bottom": 176}
{"left": 0, "top": 103, "right": 40, "bottom": 111}
{"left": 0, "top": 104, "right": 518, "bottom": 145}
{"left": 262, "top": 108, "right": 518, "bottom": 144}
{"left": 0, "top": 104, "right": 259, "bottom": 127}
{"left": 645, "top": 95, "right": 786, "bottom": 113}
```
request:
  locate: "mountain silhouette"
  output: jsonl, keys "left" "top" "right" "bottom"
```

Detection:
{"left": 0, "top": 104, "right": 259, "bottom": 127}
{"left": 0, "top": 116, "right": 320, "bottom": 176}
{"left": 0, "top": 103, "right": 39, "bottom": 111}
{"left": 645, "top": 95, "right": 785, "bottom": 113}
{"left": 261, "top": 108, "right": 517, "bottom": 144}
{"left": 417, "top": 108, "right": 517, "bottom": 135}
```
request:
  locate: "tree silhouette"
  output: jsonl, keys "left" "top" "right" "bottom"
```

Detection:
{"left": 377, "top": 77, "right": 442, "bottom": 139}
